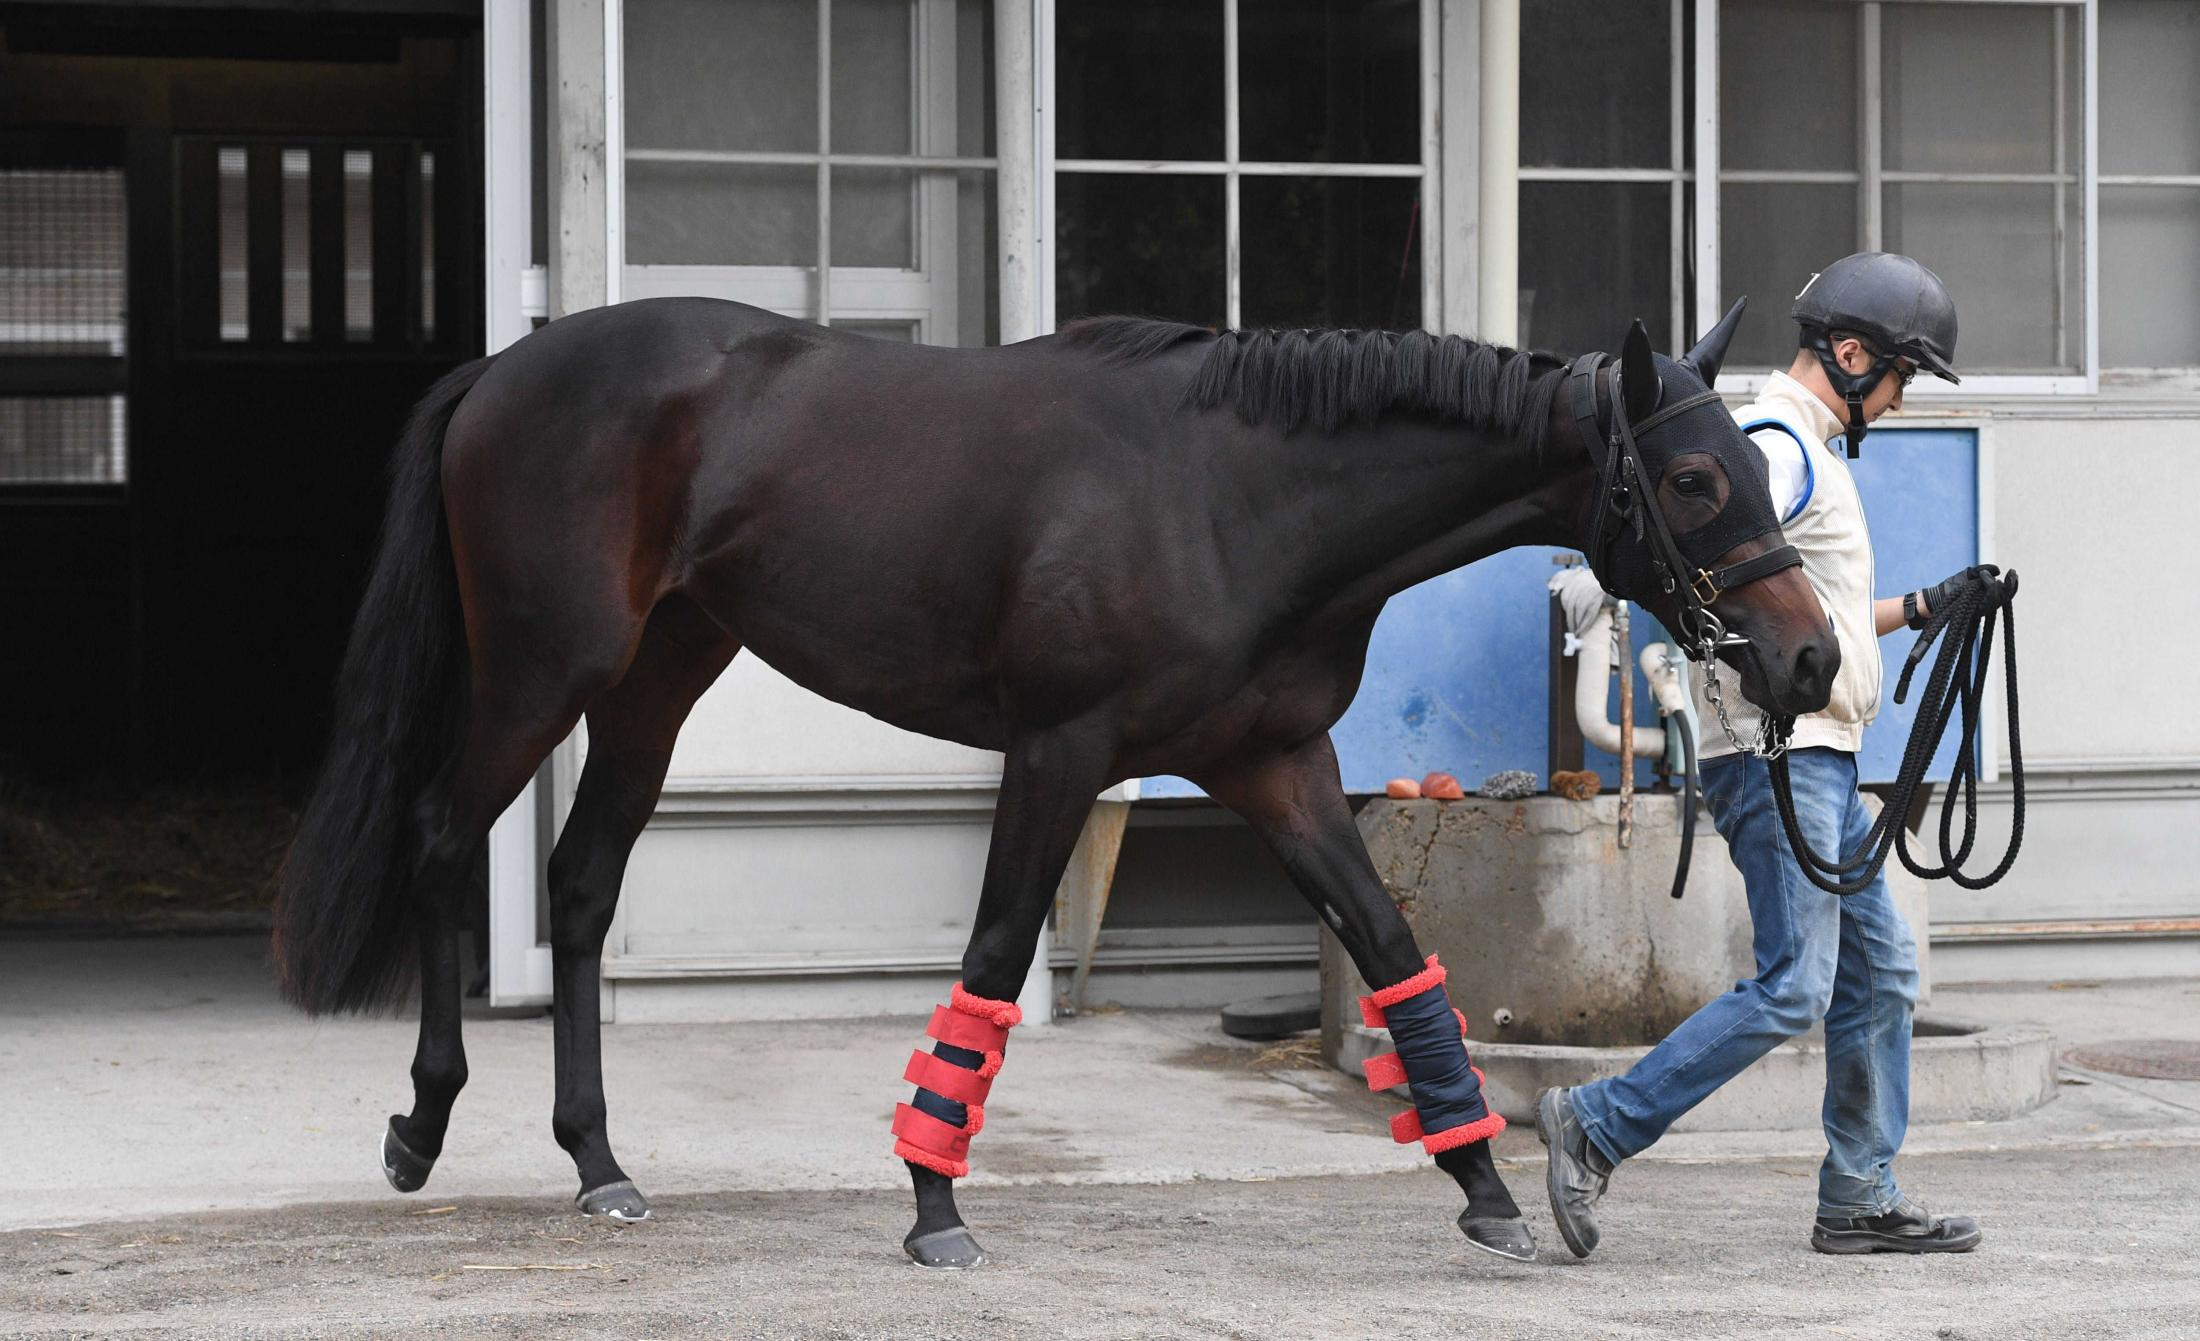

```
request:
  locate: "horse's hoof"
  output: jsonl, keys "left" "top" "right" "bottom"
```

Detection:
{"left": 904, "top": 1226, "right": 988, "bottom": 1270}
{"left": 381, "top": 1119, "right": 435, "bottom": 1194}
{"left": 1458, "top": 1212, "right": 1538, "bottom": 1263}
{"left": 577, "top": 1179, "right": 653, "bottom": 1223}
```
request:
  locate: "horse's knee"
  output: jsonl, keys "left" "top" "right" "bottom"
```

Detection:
{"left": 546, "top": 858, "right": 621, "bottom": 955}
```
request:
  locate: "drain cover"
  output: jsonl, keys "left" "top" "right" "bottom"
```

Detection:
{"left": 2065, "top": 1040, "right": 2200, "bottom": 1080}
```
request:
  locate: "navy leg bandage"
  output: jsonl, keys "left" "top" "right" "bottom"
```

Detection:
{"left": 1358, "top": 955, "right": 1506, "bottom": 1152}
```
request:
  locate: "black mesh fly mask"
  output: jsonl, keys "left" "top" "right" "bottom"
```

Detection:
{"left": 1564, "top": 348, "right": 1802, "bottom": 662}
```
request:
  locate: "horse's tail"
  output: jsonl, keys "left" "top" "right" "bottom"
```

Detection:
{"left": 272, "top": 356, "right": 495, "bottom": 1016}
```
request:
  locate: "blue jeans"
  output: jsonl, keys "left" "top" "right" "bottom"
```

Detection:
{"left": 1568, "top": 748, "right": 1920, "bottom": 1216}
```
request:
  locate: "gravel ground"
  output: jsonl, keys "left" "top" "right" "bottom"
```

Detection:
{"left": 4, "top": 1144, "right": 2192, "bottom": 1341}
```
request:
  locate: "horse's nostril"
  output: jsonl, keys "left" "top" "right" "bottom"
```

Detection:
{"left": 1791, "top": 638, "right": 1839, "bottom": 706}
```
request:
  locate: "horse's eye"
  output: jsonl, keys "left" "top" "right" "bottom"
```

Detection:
{"left": 1672, "top": 473, "right": 1705, "bottom": 497}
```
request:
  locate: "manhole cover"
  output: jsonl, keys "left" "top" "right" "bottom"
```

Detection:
{"left": 2065, "top": 1040, "right": 2200, "bottom": 1080}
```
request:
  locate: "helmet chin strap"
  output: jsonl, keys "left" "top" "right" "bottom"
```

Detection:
{"left": 1803, "top": 329, "right": 1897, "bottom": 459}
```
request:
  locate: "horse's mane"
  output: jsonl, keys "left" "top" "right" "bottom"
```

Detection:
{"left": 1058, "top": 316, "right": 1568, "bottom": 455}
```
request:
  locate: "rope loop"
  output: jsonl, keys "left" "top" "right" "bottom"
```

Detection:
{"left": 1766, "top": 568, "right": 2023, "bottom": 895}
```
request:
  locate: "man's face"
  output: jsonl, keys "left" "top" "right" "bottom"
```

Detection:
{"left": 1831, "top": 336, "right": 1918, "bottom": 422}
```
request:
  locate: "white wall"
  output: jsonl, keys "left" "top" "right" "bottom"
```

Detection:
{"left": 1916, "top": 408, "right": 2200, "bottom": 981}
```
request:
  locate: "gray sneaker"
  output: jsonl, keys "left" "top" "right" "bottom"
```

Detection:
{"left": 1535, "top": 1087, "right": 1615, "bottom": 1258}
{"left": 1812, "top": 1196, "right": 1982, "bottom": 1255}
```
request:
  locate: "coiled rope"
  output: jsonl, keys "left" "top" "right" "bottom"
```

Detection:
{"left": 1766, "top": 568, "right": 2024, "bottom": 896}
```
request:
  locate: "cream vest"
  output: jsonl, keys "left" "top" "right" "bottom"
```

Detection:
{"left": 1692, "top": 372, "right": 1881, "bottom": 759}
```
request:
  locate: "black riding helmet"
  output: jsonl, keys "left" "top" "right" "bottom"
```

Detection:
{"left": 1791, "top": 251, "right": 1960, "bottom": 457}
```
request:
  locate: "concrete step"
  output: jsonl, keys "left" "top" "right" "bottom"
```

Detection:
{"left": 1334, "top": 1014, "right": 2059, "bottom": 1132}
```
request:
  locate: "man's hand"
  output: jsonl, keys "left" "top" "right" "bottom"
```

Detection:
{"left": 1915, "top": 564, "right": 2003, "bottom": 626}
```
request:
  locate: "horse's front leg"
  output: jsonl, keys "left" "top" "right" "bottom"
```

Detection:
{"left": 898, "top": 726, "right": 1111, "bottom": 1270}
{"left": 1200, "top": 734, "right": 1534, "bottom": 1262}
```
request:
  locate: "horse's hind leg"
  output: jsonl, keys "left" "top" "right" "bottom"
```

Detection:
{"left": 1199, "top": 735, "right": 1534, "bottom": 1263}
{"left": 547, "top": 600, "right": 738, "bottom": 1221}
{"left": 384, "top": 685, "right": 591, "bottom": 1195}
{"left": 900, "top": 725, "right": 1113, "bottom": 1269}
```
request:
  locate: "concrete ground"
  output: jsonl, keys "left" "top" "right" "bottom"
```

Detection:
{"left": 4, "top": 937, "right": 2199, "bottom": 1339}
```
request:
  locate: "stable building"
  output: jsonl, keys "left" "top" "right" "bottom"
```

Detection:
{"left": 5, "top": 0, "right": 2195, "bottom": 1019}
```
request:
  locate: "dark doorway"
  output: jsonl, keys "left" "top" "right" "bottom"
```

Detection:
{"left": 1, "top": 1, "right": 483, "bottom": 927}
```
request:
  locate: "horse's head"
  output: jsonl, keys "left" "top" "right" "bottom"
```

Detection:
{"left": 1571, "top": 301, "right": 1838, "bottom": 717}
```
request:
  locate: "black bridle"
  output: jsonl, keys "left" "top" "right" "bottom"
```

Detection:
{"left": 1564, "top": 352, "right": 1803, "bottom": 663}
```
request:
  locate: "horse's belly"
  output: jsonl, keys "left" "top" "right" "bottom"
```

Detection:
{"left": 691, "top": 565, "right": 1012, "bottom": 753}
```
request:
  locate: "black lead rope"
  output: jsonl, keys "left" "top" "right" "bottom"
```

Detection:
{"left": 1764, "top": 569, "right": 2025, "bottom": 896}
{"left": 1669, "top": 710, "right": 1697, "bottom": 900}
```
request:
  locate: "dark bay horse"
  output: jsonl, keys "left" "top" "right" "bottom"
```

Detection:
{"left": 272, "top": 296, "right": 1835, "bottom": 1267}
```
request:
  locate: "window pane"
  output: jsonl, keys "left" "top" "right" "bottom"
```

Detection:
{"left": 1885, "top": 184, "right": 2076, "bottom": 372}
{"left": 626, "top": 0, "right": 818, "bottom": 154}
{"left": 1521, "top": 0, "right": 1671, "bottom": 170}
{"left": 953, "top": 0, "right": 996, "bottom": 159}
{"left": 1721, "top": 0, "right": 1855, "bottom": 173}
{"left": 2101, "top": 0, "right": 2200, "bottom": 176}
{"left": 2102, "top": 187, "right": 2200, "bottom": 367}
{"left": 1241, "top": 176, "right": 1421, "bottom": 329}
{"left": 1054, "top": 173, "right": 1223, "bottom": 327}
{"left": 1239, "top": 0, "right": 1418, "bottom": 164}
{"left": 0, "top": 396, "right": 125, "bottom": 485}
{"left": 831, "top": 0, "right": 912, "bottom": 156}
{"left": 831, "top": 167, "right": 914, "bottom": 268}
{"left": 1518, "top": 181, "right": 1671, "bottom": 354}
{"left": 343, "top": 149, "right": 373, "bottom": 342}
{"left": 628, "top": 162, "right": 816, "bottom": 266}
{"left": 0, "top": 168, "right": 125, "bottom": 350}
{"left": 1885, "top": 4, "right": 2065, "bottom": 175}
{"left": 1056, "top": 0, "right": 1223, "bottom": 161}
{"left": 419, "top": 150, "right": 437, "bottom": 344}
{"left": 218, "top": 147, "right": 248, "bottom": 342}
{"left": 281, "top": 149, "right": 311, "bottom": 342}
{"left": 1720, "top": 183, "right": 1857, "bottom": 371}
{"left": 842, "top": 319, "right": 917, "bottom": 341}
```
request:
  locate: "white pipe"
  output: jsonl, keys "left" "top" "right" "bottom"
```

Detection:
{"left": 994, "top": 0, "right": 1037, "bottom": 344}
{"left": 1477, "top": 0, "right": 1519, "bottom": 344}
{"left": 1639, "top": 644, "right": 1691, "bottom": 719}
{"left": 1571, "top": 605, "right": 1665, "bottom": 759}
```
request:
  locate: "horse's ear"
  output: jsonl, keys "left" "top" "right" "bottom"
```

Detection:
{"left": 1620, "top": 319, "right": 1661, "bottom": 422}
{"left": 1680, "top": 297, "right": 1747, "bottom": 386}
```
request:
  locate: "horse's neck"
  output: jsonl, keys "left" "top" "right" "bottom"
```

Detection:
{"left": 1246, "top": 416, "right": 1584, "bottom": 620}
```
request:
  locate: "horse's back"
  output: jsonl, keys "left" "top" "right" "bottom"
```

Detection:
{"left": 436, "top": 297, "right": 1216, "bottom": 746}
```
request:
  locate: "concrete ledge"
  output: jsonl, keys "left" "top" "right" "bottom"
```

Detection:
{"left": 1336, "top": 1014, "right": 2059, "bottom": 1133}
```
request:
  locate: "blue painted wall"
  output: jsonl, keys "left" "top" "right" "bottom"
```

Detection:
{"left": 1141, "top": 425, "right": 1979, "bottom": 798}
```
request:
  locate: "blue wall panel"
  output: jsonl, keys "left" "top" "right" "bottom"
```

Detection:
{"left": 1142, "top": 426, "right": 1978, "bottom": 798}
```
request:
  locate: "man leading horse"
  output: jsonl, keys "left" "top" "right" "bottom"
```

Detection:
{"left": 1539, "top": 252, "right": 1996, "bottom": 1260}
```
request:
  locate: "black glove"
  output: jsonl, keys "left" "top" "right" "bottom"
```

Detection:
{"left": 1913, "top": 564, "right": 2002, "bottom": 627}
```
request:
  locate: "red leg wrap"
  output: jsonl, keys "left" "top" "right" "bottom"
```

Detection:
{"left": 893, "top": 1103, "right": 975, "bottom": 1177}
{"left": 1420, "top": 1111, "right": 1508, "bottom": 1152}
{"left": 1364, "top": 954, "right": 1447, "bottom": 1011}
{"left": 904, "top": 1050, "right": 994, "bottom": 1107}
{"left": 895, "top": 984, "right": 1022, "bottom": 1178}
{"left": 951, "top": 982, "right": 1024, "bottom": 1028}
{"left": 1363, "top": 1052, "right": 1409, "bottom": 1090}
{"left": 926, "top": 1005, "right": 1010, "bottom": 1053}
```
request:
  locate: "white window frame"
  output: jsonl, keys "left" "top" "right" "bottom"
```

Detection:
{"left": 2094, "top": 0, "right": 2200, "bottom": 375}
{"left": 1033, "top": 0, "right": 1446, "bottom": 335}
{"left": 1701, "top": 0, "right": 2099, "bottom": 400}
{"left": 1514, "top": 0, "right": 1692, "bottom": 351}
{"left": 615, "top": 0, "right": 996, "bottom": 346}
{"left": 1523, "top": 0, "right": 2109, "bottom": 397}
